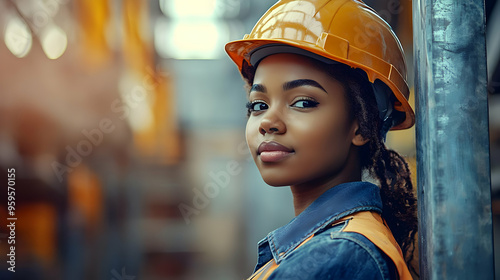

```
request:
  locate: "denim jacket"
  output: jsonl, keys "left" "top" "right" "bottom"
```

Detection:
{"left": 249, "top": 181, "right": 400, "bottom": 280}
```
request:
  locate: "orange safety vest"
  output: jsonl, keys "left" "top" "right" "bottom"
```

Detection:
{"left": 248, "top": 211, "right": 412, "bottom": 280}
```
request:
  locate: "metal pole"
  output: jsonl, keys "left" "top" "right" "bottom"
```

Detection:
{"left": 413, "top": 0, "right": 494, "bottom": 279}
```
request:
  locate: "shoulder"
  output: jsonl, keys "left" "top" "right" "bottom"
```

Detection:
{"left": 269, "top": 225, "right": 396, "bottom": 280}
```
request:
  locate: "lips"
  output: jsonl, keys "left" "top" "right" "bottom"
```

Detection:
{"left": 257, "top": 141, "right": 294, "bottom": 163}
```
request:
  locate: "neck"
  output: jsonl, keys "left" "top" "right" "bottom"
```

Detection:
{"left": 290, "top": 147, "right": 362, "bottom": 216}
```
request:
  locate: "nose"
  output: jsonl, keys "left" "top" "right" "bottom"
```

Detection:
{"left": 259, "top": 109, "right": 286, "bottom": 135}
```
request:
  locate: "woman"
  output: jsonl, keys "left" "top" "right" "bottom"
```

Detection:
{"left": 225, "top": 0, "right": 417, "bottom": 279}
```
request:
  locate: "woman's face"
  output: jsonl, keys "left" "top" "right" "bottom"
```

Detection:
{"left": 246, "top": 53, "right": 364, "bottom": 187}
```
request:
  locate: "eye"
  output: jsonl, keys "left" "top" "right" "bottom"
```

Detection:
{"left": 292, "top": 98, "right": 319, "bottom": 108}
{"left": 246, "top": 100, "right": 269, "bottom": 115}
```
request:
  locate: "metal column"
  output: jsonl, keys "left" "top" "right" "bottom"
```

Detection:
{"left": 413, "top": 0, "right": 494, "bottom": 279}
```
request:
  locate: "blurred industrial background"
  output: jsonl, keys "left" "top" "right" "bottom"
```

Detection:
{"left": 0, "top": 0, "right": 499, "bottom": 279}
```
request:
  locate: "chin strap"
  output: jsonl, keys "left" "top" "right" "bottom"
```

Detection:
{"left": 354, "top": 69, "right": 396, "bottom": 141}
{"left": 371, "top": 79, "right": 394, "bottom": 140}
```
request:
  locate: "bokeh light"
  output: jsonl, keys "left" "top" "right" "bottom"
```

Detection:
{"left": 40, "top": 24, "right": 67, "bottom": 59}
{"left": 4, "top": 17, "right": 32, "bottom": 58}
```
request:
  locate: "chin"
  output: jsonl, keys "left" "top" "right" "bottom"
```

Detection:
{"left": 260, "top": 171, "right": 298, "bottom": 187}
{"left": 263, "top": 180, "right": 290, "bottom": 187}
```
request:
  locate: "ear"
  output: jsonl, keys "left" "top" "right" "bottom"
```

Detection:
{"left": 351, "top": 122, "right": 370, "bottom": 146}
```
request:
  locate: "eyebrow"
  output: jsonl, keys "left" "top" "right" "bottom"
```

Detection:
{"left": 249, "top": 79, "right": 327, "bottom": 94}
{"left": 283, "top": 79, "right": 327, "bottom": 93}
{"left": 250, "top": 84, "right": 266, "bottom": 93}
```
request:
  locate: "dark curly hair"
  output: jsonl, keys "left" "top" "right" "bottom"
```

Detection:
{"left": 242, "top": 58, "right": 418, "bottom": 272}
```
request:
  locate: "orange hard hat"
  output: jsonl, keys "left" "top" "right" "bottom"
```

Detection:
{"left": 225, "top": 0, "right": 414, "bottom": 130}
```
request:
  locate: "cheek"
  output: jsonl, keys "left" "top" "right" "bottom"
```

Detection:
{"left": 245, "top": 118, "right": 259, "bottom": 154}
{"left": 311, "top": 120, "right": 350, "bottom": 147}
{"left": 292, "top": 113, "right": 353, "bottom": 164}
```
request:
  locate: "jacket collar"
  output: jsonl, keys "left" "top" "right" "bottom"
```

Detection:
{"left": 258, "top": 181, "right": 383, "bottom": 265}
